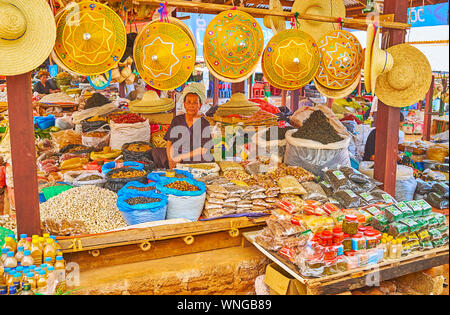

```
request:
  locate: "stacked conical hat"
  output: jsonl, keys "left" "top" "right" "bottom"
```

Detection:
{"left": 215, "top": 93, "right": 260, "bottom": 117}
{"left": 129, "top": 91, "right": 174, "bottom": 114}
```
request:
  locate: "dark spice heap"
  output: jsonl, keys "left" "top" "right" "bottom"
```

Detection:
{"left": 126, "top": 197, "right": 161, "bottom": 205}
{"left": 292, "top": 110, "right": 344, "bottom": 144}
{"left": 264, "top": 126, "right": 295, "bottom": 141}
{"left": 128, "top": 186, "right": 156, "bottom": 192}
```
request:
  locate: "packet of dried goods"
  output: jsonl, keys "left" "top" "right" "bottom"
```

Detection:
{"left": 277, "top": 200, "right": 297, "bottom": 215}
{"left": 384, "top": 205, "right": 404, "bottom": 222}
{"left": 301, "top": 181, "right": 328, "bottom": 203}
{"left": 277, "top": 176, "right": 307, "bottom": 195}
{"left": 388, "top": 222, "right": 409, "bottom": 237}
{"left": 333, "top": 189, "right": 362, "bottom": 209}
{"left": 323, "top": 169, "right": 354, "bottom": 191}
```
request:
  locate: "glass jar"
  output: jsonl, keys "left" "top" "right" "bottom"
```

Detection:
{"left": 332, "top": 228, "right": 344, "bottom": 245}
{"left": 365, "top": 231, "right": 378, "bottom": 249}
{"left": 343, "top": 234, "right": 352, "bottom": 252}
{"left": 320, "top": 231, "right": 333, "bottom": 247}
{"left": 352, "top": 233, "right": 366, "bottom": 251}
{"left": 336, "top": 257, "right": 347, "bottom": 272}
{"left": 343, "top": 215, "right": 359, "bottom": 235}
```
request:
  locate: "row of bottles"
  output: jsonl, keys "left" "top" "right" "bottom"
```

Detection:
{"left": 1, "top": 233, "right": 66, "bottom": 295}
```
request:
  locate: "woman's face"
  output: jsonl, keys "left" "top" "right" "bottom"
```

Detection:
{"left": 40, "top": 75, "right": 48, "bottom": 84}
{"left": 184, "top": 93, "right": 201, "bottom": 116}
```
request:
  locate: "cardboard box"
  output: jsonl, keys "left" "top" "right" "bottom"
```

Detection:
{"left": 264, "top": 263, "right": 306, "bottom": 295}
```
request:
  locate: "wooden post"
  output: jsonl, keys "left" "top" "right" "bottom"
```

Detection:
{"left": 232, "top": 81, "right": 245, "bottom": 94}
{"left": 248, "top": 75, "right": 253, "bottom": 99}
{"left": 213, "top": 77, "right": 219, "bottom": 106}
{"left": 281, "top": 90, "right": 287, "bottom": 107}
{"left": 373, "top": 0, "right": 408, "bottom": 195}
{"left": 357, "top": 78, "right": 362, "bottom": 96}
{"left": 6, "top": 73, "right": 41, "bottom": 235}
{"left": 423, "top": 76, "right": 435, "bottom": 141}
{"left": 291, "top": 89, "right": 300, "bottom": 112}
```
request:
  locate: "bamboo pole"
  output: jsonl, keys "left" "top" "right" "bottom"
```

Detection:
{"left": 132, "top": 0, "right": 411, "bottom": 30}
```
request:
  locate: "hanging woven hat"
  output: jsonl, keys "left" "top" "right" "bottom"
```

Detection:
{"left": 204, "top": 10, "right": 264, "bottom": 83}
{"left": 263, "top": 0, "right": 286, "bottom": 34}
{"left": 369, "top": 26, "right": 394, "bottom": 95}
{"left": 314, "top": 73, "right": 361, "bottom": 99}
{"left": 364, "top": 23, "right": 375, "bottom": 93}
{"left": 0, "top": 0, "right": 56, "bottom": 76}
{"left": 375, "top": 44, "right": 432, "bottom": 108}
{"left": 215, "top": 93, "right": 260, "bottom": 117}
{"left": 315, "top": 30, "right": 364, "bottom": 90}
{"left": 291, "top": 0, "right": 346, "bottom": 41}
{"left": 53, "top": 1, "right": 127, "bottom": 76}
{"left": 262, "top": 29, "right": 320, "bottom": 90}
{"left": 134, "top": 19, "right": 196, "bottom": 91}
{"left": 129, "top": 90, "right": 175, "bottom": 113}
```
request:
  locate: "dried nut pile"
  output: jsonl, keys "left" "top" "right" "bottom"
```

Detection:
{"left": 126, "top": 143, "right": 151, "bottom": 152}
{"left": 223, "top": 170, "right": 251, "bottom": 181}
{"left": 128, "top": 186, "right": 156, "bottom": 192}
{"left": 111, "top": 170, "right": 146, "bottom": 179}
{"left": 165, "top": 181, "right": 200, "bottom": 192}
{"left": 0, "top": 215, "right": 17, "bottom": 233}
{"left": 126, "top": 197, "right": 161, "bottom": 205}
{"left": 39, "top": 185, "right": 127, "bottom": 234}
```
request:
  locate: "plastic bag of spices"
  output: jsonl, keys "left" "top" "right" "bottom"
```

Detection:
{"left": 301, "top": 181, "right": 328, "bottom": 203}
{"left": 339, "top": 166, "right": 379, "bottom": 192}
{"left": 105, "top": 167, "right": 148, "bottom": 192}
{"left": 277, "top": 176, "right": 307, "bottom": 195}
{"left": 431, "top": 182, "right": 449, "bottom": 198}
{"left": 426, "top": 192, "right": 449, "bottom": 210}
{"left": 332, "top": 189, "right": 362, "bottom": 209}
{"left": 323, "top": 169, "right": 355, "bottom": 192}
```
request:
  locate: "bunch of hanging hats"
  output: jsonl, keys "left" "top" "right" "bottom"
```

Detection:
{"left": 52, "top": 1, "right": 127, "bottom": 76}
{"left": 291, "top": 0, "right": 346, "bottom": 41}
{"left": 204, "top": 10, "right": 264, "bottom": 83}
{"left": 133, "top": 16, "right": 196, "bottom": 91}
{"left": 262, "top": 29, "right": 320, "bottom": 90}
{"left": 0, "top": 0, "right": 56, "bottom": 76}
{"left": 129, "top": 91, "right": 175, "bottom": 114}
{"left": 263, "top": 0, "right": 286, "bottom": 34}
{"left": 214, "top": 93, "right": 260, "bottom": 117}
{"left": 313, "top": 29, "right": 364, "bottom": 99}
{"left": 366, "top": 23, "right": 432, "bottom": 107}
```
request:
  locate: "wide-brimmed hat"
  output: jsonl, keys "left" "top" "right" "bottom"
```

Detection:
{"left": 370, "top": 26, "right": 394, "bottom": 95}
{"left": 262, "top": 29, "right": 320, "bottom": 90}
{"left": 364, "top": 23, "right": 376, "bottom": 93}
{"left": 215, "top": 93, "right": 260, "bottom": 117}
{"left": 314, "top": 74, "right": 361, "bottom": 99}
{"left": 130, "top": 90, "right": 174, "bottom": 113}
{"left": 53, "top": 1, "right": 127, "bottom": 76}
{"left": 263, "top": 0, "right": 286, "bottom": 34}
{"left": 291, "top": 0, "right": 346, "bottom": 41}
{"left": 375, "top": 44, "right": 432, "bottom": 108}
{"left": 0, "top": 0, "right": 56, "bottom": 76}
{"left": 204, "top": 10, "right": 264, "bottom": 83}
{"left": 315, "top": 30, "right": 364, "bottom": 90}
{"left": 134, "top": 18, "right": 196, "bottom": 91}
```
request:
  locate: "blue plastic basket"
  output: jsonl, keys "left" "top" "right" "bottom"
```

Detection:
{"left": 117, "top": 192, "right": 168, "bottom": 225}
{"left": 34, "top": 115, "right": 55, "bottom": 130}
{"left": 117, "top": 181, "right": 158, "bottom": 197}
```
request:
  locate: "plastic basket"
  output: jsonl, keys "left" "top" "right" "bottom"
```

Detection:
{"left": 117, "top": 192, "right": 168, "bottom": 225}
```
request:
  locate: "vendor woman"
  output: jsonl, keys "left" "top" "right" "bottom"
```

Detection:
{"left": 152, "top": 83, "right": 213, "bottom": 169}
{"left": 33, "top": 71, "right": 60, "bottom": 96}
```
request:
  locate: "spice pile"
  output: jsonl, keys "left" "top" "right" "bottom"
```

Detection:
{"left": 126, "top": 197, "right": 161, "bottom": 205}
{"left": 292, "top": 110, "right": 344, "bottom": 144}
{"left": 40, "top": 185, "right": 127, "bottom": 235}
{"left": 111, "top": 113, "right": 146, "bottom": 124}
{"left": 0, "top": 215, "right": 16, "bottom": 234}
{"left": 127, "top": 186, "right": 156, "bottom": 192}
{"left": 165, "top": 181, "right": 200, "bottom": 192}
{"left": 110, "top": 170, "right": 146, "bottom": 179}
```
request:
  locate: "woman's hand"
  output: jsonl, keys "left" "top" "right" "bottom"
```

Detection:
{"left": 168, "top": 155, "right": 182, "bottom": 169}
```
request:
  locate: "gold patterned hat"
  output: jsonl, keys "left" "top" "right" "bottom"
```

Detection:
{"left": 315, "top": 30, "right": 364, "bottom": 90}
{"left": 375, "top": 44, "right": 432, "bottom": 108}
{"left": 134, "top": 18, "right": 196, "bottom": 91}
{"left": 129, "top": 90, "right": 174, "bottom": 113}
{"left": 314, "top": 73, "right": 361, "bottom": 99}
{"left": 204, "top": 10, "right": 264, "bottom": 83}
{"left": 0, "top": 0, "right": 56, "bottom": 76}
{"left": 262, "top": 29, "right": 320, "bottom": 90}
{"left": 291, "top": 0, "right": 346, "bottom": 41}
{"left": 53, "top": 1, "right": 127, "bottom": 76}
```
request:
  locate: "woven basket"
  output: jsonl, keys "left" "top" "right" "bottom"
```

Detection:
{"left": 55, "top": 77, "right": 71, "bottom": 89}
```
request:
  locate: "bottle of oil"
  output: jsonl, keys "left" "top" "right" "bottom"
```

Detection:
{"left": 31, "top": 238, "right": 43, "bottom": 266}
{"left": 54, "top": 255, "right": 66, "bottom": 292}
{"left": 21, "top": 250, "right": 34, "bottom": 267}
{"left": 18, "top": 282, "right": 34, "bottom": 295}
{"left": 3, "top": 252, "right": 17, "bottom": 269}
{"left": 15, "top": 247, "right": 25, "bottom": 266}
{"left": 44, "top": 239, "right": 56, "bottom": 264}
{"left": 22, "top": 272, "right": 37, "bottom": 291}
{"left": 37, "top": 270, "right": 48, "bottom": 294}
{"left": 1, "top": 237, "right": 16, "bottom": 252}
{"left": 17, "top": 234, "right": 28, "bottom": 249}
{"left": 1, "top": 248, "right": 8, "bottom": 264}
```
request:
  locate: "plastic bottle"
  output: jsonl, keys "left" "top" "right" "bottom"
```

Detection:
{"left": 0, "top": 262, "right": 4, "bottom": 286}
{"left": 396, "top": 240, "right": 403, "bottom": 259}
{"left": 21, "top": 250, "right": 34, "bottom": 267}
{"left": 44, "top": 257, "right": 54, "bottom": 268}
{"left": 31, "top": 238, "right": 43, "bottom": 266}
{"left": 12, "top": 272, "right": 21, "bottom": 290}
{"left": 0, "top": 286, "right": 7, "bottom": 295}
{"left": 2, "top": 268, "right": 11, "bottom": 287}
{"left": 24, "top": 237, "right": 32, "bottom": 252}
{"left": 381, "top": 239, "right": 389, "bottom": 259}
{"left": 15, "top": 246, "right": 25, "bottom": 265}
{"left": 38, "top": 237, "right": 46, "bottom": 250}
{"left": 40, "top": 264, "right": 48, "bottom": 272}
{"left": 1, "top": 248, "right": 8, "bottom": 264}
{"left": 8, "top": 285, "right": 17, "bottom": 295}
{"left": 37, "top": 270, "right": 47, "bottom": 293}
{"left": 6, "top": 271, "right": 15, "bottom": 290}
{"left": 44, "top": 239, "right": 56, "bottom": 264}
{"left": 23, "top": 272, "right": 36, "bottom": 291}
{"left": 1, "top": 237, "right": 16, "bottom": 252}
{"left": 389, "top": 240, "right": 398, "bottom": 259}
{"left": 54, "top": 255, "right": 66, "bottom": 291}
{"left": 4, "top": 251, "right": 17, "bottom": 269}
{"left": 18, "top": 282, "right": 34, "bottom": 295}
{"left": 17, "top": 234, "right": 28, "bottom": 249}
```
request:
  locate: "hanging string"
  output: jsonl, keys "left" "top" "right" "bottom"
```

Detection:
{"left": 337, "top": 17, "right": 344, "bottom": 30}
{"left": 290, "top": 13, "right": 300, "bottom": 29}
{"left": 158, "top": 2, "right": 169, "bottom": 23}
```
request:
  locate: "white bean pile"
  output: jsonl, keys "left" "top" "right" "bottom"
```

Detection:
{"left": 40, "top": 185, "right": 127, "bottom": 234}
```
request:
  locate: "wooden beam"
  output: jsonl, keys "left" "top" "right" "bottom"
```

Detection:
{"left": 423, "top": 76, "right": 435, "bottom": 141}
{"left": 232, "top": 81, "right": 245, "bottom": 94}
{"left": 373, "top": 0, "right": 408, "bottom": 196}
{"left": 213, "top": 77, "right": 219, "bottom": 106}
{"left": 6, "top": 73, "right": 41, "bottom": 235}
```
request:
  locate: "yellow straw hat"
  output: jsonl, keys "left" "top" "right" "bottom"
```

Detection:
{"left": 215, "top": 93, "right": 260, "bottom": 117}
{"left": 315, "top": 30, "right": 364, "bottom": 90}
{"left": 291, "top": 0, "right": 346, "bottom": 41}
{"left": 204, "top": 10, "right": 264, "bottom": 82}
{"left": 314, "top": 73, "right": 361, "bottom": 99}
{"left": 375, "top": 44, "right": 432, "bottom": 108}
{"left": 0, "top": 0, "right": 56, "bottom": 76}
{"left": 263, "top": 0, "right": 286, "bottom": 34}
{"left": 364, "top": 23, "right": 376, "bottom": 93}
{"left": 262, "top": 29, "right": 320, "bottom": 90}
{"left": 370, "top": 26, "right": 394, "bottom": 95}
{"left": 129, "top": 91, "right": 174, "bottom": 113}
{"left": 53, "top": 1, "right": 127, "bottom": 76}
{"left": 134, "top": 19, "right": 196, "bottom": 91}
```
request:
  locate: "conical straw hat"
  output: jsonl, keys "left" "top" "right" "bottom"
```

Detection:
{"left": 134, "top": 19, "right": 196, "bottom": 91}
{"left": 314, "top": 73, "right": 361, "bottom": 99}
{"left": 130, "top": 90, "right": 174, "bottom": 108}
{"left": 204, "top": 10, "right": 264, "bottom": 82}
{"left": 215, "top": 93, "right": 260, "bottom": 117}
{"left": 364, "top": 23, "right": 376, "bottom": 93}
{"left": 0, "top": 0, "right": 56, "bottom": 76}
{"left": 315, "top": 30, "right": 364, "bottom": 90}
{"left": 370, "top": 26, "right": 394, "bottom": 95}
{"left": 53, "top": 1, "right": 127, "bottom": 76}
{"left": 291, "top": 0, "right": 346, "bottom": 41}
{"left": 263, "top": 0, "right": 286, "bottom": 34}
{"left": 375, "top": 44, "right": 432, "bottom": 108}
